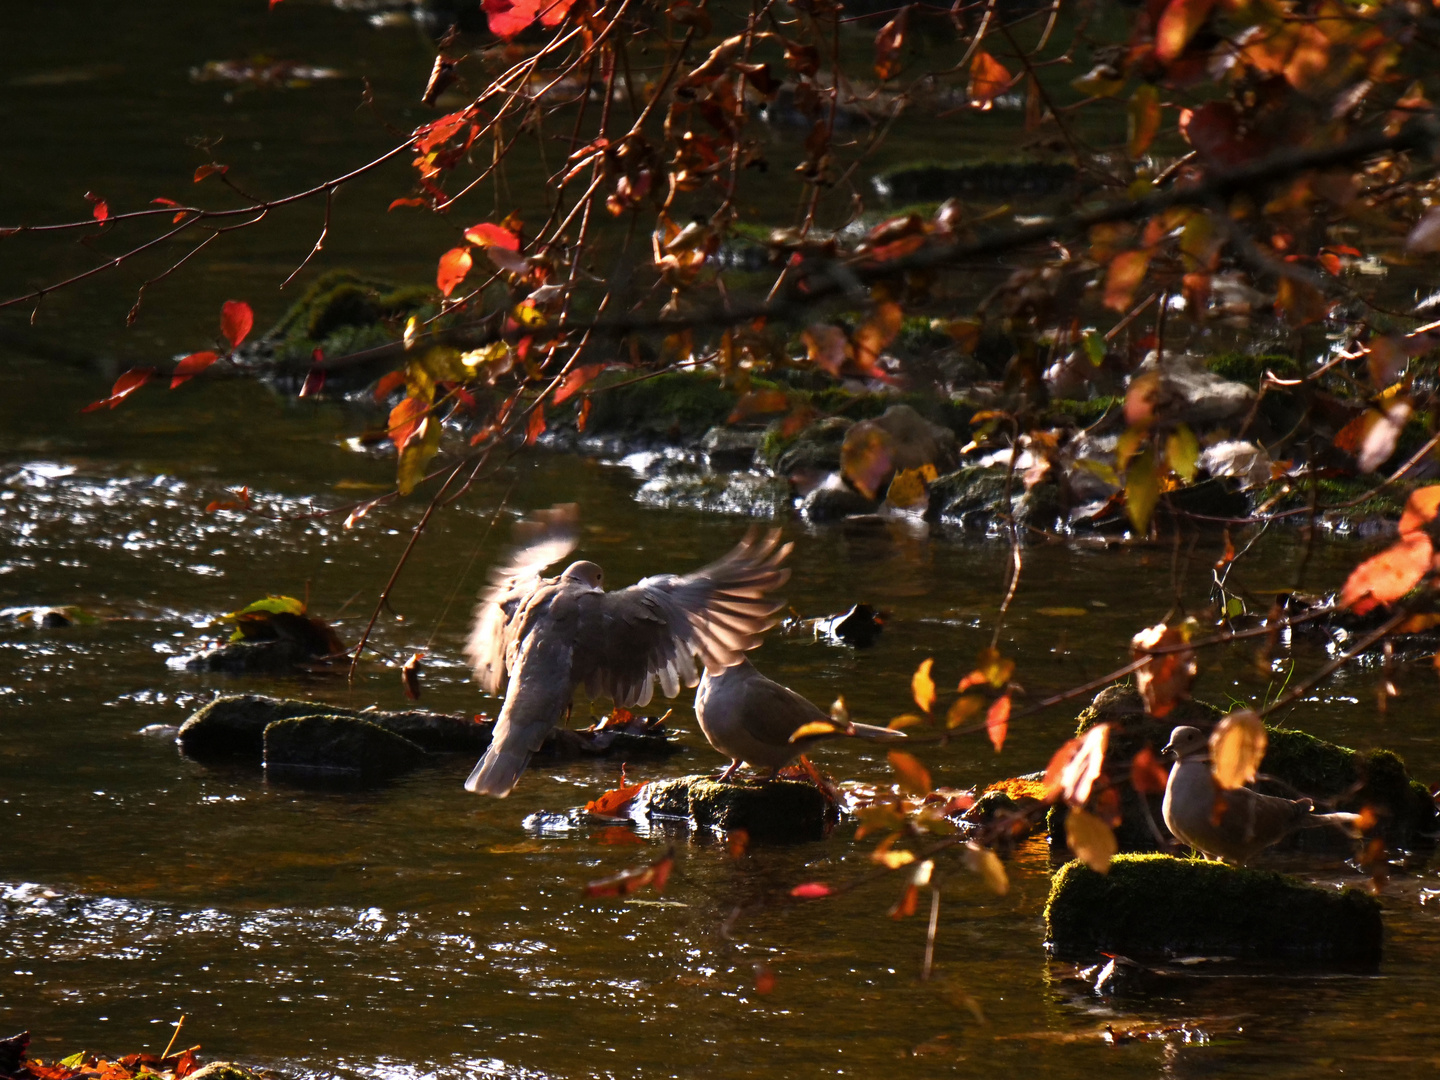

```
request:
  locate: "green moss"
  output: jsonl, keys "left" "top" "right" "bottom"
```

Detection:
{"left": 1045, "top": 395, "right": 1121, "bottom": 426}
{"left": 1045, "top": 854, "right": 1382, "bottom": 963}
{"left": 642, "top": 774, "right": 837, "bottom": 843}
{"left": 265, "top": 270, "right": 436, "bottom": 365}
{"left": 1250, "top": 476, "right": 1411, "bottom": 521}
{"left": 1205, "top": 352, "right": 1302, "bottom": 386}
{"left": 583, "top": 371, "right": 741, "bottom": 440}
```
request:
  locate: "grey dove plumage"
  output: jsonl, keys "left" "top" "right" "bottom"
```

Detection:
{"left": 1161, "top": 725, "right": 1361, "bottom": 862}
{"left": 464, "top": 505, "right": 792, "bottom": 796}
{"left": 695, "top": 656, "right": 906, "bottom": 780}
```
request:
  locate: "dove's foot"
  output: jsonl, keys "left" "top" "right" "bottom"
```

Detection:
{"left": 715, "top": 760, "right": 743, "bottom": 783}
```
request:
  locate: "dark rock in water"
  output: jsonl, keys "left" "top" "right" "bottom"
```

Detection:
{"left": 766, "top": 415, "right": 854, "bottom": 475}
{"left": 185, "top": 1064, "right": 264, "bottom": 1080}
{"left": 811, "top": 603, "right": 886, "bottom": 647}
{"left": 700, "top": 425, "right": 766, "bottom": 469}
{"left": 799, "top": 473, "right": 880, "bottom": 522}
{"left": 178, "top": 638, "right": 318, "bottom": 674}
{"left": 178, "top": 693, "right": 678, "bottom": 765}
{"left": 263, "top": 714, "right": 427, "bottom": 786}
{"left": 926, "top": 465, "right": 1011, "bottom": 528}
{"left": 635, "top": 471, "right": 788, "bottom": 518}
{"left": 1049, "top": 686, "right": 1438, "bottom": 857}
{"left": 873, "top": 160, "right": 1078, "bottom": 204}
{"left": 642, "top": 774, "right": 837, "bottom": 843}
{"left": 1045, "top": 854, "right": 1383, "bottom": 964}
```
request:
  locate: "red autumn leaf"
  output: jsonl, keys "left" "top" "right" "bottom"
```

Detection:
{"left": 401, "top": 651, "right": 424, "bottom": 700}
{"left": 220, "top": 300, "right": 254, "bottom": 349}
{"left": 194, "top": 163, "right": 229, "bottom": 183}
{"left": 1104, "top": 249, "right": 1152, "bottom": 313}
{"left": 483, "top": 0, "right": 539, "bottom": 39}
{"left": 754, "top": 965, "right": 777, "bottom": 994}
{"left": 790, "top": 881, "right": 832, "bottom": 899}
{"left": 1155, "top": 0, "right": 1215, "bottom": 62}
{"left": 1130, "top": 745, "right": 1170, "bottom": 794}
{"left": 577, "top": 396, "right": 593, "bottom": 432}
{"left": 584, "top": 779, "right": 646, "bottom": 816}
{"left": 81, "top": 368, "right": 155, "bottom": 412}
{"left": 388, "top": 396, "right": 428, "bottom": 450}
{"left": 968, "top": 50, "right": 1013, "bottom": 110}
{"left": 373, "top": 369, "right": 408, "bottom": 402}
{"left": 85, "top": 191, "right": 109, "bottom": 222}
{"left": 151, "top": 196, "right": 186, "bottom": 223}
{"left": 1045, "top": 722, "right": 1110, "bottom": 807}
{"left": 538, "top": 0, "right": 575, "bottom": 27}
{"left": 553, "top": 363, "right": 604, "bottom": 406}
{"left": 1340, "top": 534, "right": 1434, "bottom": 615}
{"left": 170, "top": 350, "right": 219, "bottom": 389}
{"left": 389, "top": 197, "right": 426, "bottom": 211}
{"left": 525, "top": 404, "right": 547, "bottom": 445}
{"left": 436, "top": 246, "right": 473, "bottom": 297}
{"left": 464, "top": 222, "right": 522, "bottom": 250}
{"left": 986, "top": 694, "right": 1011, "bottom": 753}
{"left": 299, "top": 366, "right": 326, "bottom": 398}
{"left": 206, "top": 486, "right": 251, "bottom": 513}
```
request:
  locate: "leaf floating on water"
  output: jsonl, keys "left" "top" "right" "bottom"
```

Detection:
{"left": 1209, "top": 709, "right": 1266, "bottom": 790}
{"left": 1037, "top": 606, "right": 1088, "bottom": 617}
{"left": 583, "top": 847, "right": 673, "bottom": 898}
{"left": 790, "top": 881, "right": 831, "bottom": 899}
{"left": 753, "top": 964, "right": 777, "bottom": 995}
{"left": 1065, "top": 807, "right": 1117, "bottom": 873}
{"left": 584, "top": 777, "right": 646, "bottom": 817}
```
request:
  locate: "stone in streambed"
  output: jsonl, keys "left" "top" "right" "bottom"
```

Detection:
{"left": 1045, "top": 854, "right": 1382, "bottom": 964}
{"left": 263, "top": 714, "right": 427, "bottom": 785}
{"left": 185, "top": 1064, "right": 263, "bottom": 1080}
{"left": 641, "top": 774, "right": 837, "bottom": 843}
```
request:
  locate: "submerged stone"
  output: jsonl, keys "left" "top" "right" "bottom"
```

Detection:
{"left": 700, "top": 425, "right": 766, "bottom": 469}
{"left": 177, "top": 638, "right": 319, "bottom": 674}
{"left": 798, "top": 473, "right": 880, "bottom": 522}
{"left": 1045, "top": 854, "right": 1383, "bottom": 964}
{"left": 263, "top": 714, "right": 427, "bottom": 785}
{"left": 641, "top": 774, "right": 837, "bottom": 843}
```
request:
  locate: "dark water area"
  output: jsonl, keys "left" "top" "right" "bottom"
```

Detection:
{"left": 5, "top": 2, "right": 1440, "bottom": 1078}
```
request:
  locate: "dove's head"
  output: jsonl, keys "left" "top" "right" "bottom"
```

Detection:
{"left": 1162, "top": 725, "right": 1208, "bottom": 761}
{"left": 561, "top": 560, "right": 604, "bottom": 589}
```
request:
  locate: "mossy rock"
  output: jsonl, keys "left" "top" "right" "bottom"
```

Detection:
{"left": 762, "top": 415, "right": 853, "bottom": 474}
{"left": 265, "top": 269, "right": 436, "bottom": 367}
{"left": 1045, "top": 854, "right": 1382, "bottom": 964}
{"left": 582, "top": 371, "right": 739, "bottom": 443}
{"left": 179, "top": 638, "right": 320, "bottom": 675}
{"left": 186, "top": 1065, "right": 263, "bottom": 1080}
{"left": 1205, "top": 352, "right": 1302, "bottom": 386}
{"left": 642, "top": 774, "right": 837, "bottom": 843}
{"left": 929, "top": 465, "right": 1062, "bottom": 531}
{"left": 263, "top": 714, "right": 428, "bottom": 785}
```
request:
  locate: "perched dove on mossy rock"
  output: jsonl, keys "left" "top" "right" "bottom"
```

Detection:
{"left": 694, "top": 656, "right": 906, "bottom": 780}
{"left": 465, "top": 504, "right": 792, "bottom": 797}
{"left": 1162, "top": 725, "right": 1361, "bottom": 863}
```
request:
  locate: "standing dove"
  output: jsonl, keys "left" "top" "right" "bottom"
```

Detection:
{"left": 695, "top": 656, "right": 906, "bottom": 780}
{"left": 1161, "top": 725, "right": 1360, "bottom": 862}
{"left": 464, "top": 505, "right": 792, "bottom": 796}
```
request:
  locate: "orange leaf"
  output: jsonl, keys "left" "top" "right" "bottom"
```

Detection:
{"left": 1130, "top": 745, "right": 1169, "bottom": 794}
{"left": 911, "top": 657, "right": 936, "bottom": 713}
{"left": 1131, "top": 621, "right": 1197, "bottom": 718}
{"left": 401, "top": 651, "right": 424, "bottom": 701}
{"left": 1127, "top": 84, "right": 1161, "bottom": 158}
{"left": 170, "top": 350, "right": 220, "bottom": 389}
{"left": 437, "top": 247, "right": 473, "bottom": 297}
{"left": 1155, "top": 0, "right": 1216, "bottom": 62}
{"left": 193, "top": 162, "right": 229, "bottom": 183}
{"left": 81, "top": 368, "right": 155, "bottom": 412}
{"left": 388, "top": 396, "right": 428, "bottom": 450}
{"left": 554, "top": 363, "right": 604, "bottom": 406}
{"left": 389, "top": 197, "right": 426, "bottom": 211}
{"left": 790, "top": 881, "right": 831, "bottom": 898}
{"left": 1339, "top": 534, "right": 1434, "bottom": 615}
{"left": 1045, "top": 722, "right": 1110, "bottom": 807}
{"left": 1398, "top": 485, "right": 1440, "bottom": 537}
{"left": 583, "top": 849, "right": 674, "bottom": 897}
{"left": 1103, "top": 249, "right": 1152, "bottom": 313}
{"left": 373, "top": 369, "right": 408, "bottom": 402}
{"left": 888, "top": 749, "right": 932, "bottom": 795}
{"left": 754, "top": 965, "right": 777, "bottom": 994}
{"left": 463, "top": 222, "right": 522, "bottom": 250}
{"left": 220, "top": 300, "right": 254, "bottom": 349}
{"left": 577, "top": 396, "right": 593, "bottom": 432}
{"left": 986, "top": 694, "right": 1010, "bottom": 753}
{"left": 584, "top": 779, "right": 646, "bottom": 816}
{"left": 968, "top": 50, "right": 1013, "bottom": 110}
{"left": 854, "top": 301, "right": 902, "bottom": 372}
{"left": 874, "top": 6, "right": 909, "bottom": 81}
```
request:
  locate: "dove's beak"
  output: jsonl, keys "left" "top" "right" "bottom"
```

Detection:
{"left": 1160, "top": 740, "right": 1177, "bottom": 758}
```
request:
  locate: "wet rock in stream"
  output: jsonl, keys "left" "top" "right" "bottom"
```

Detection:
{"left": 264, "top": 714, "right": 427, "bottom": 786}
{"left": 641, "top": 774, "right": 838, "bottom": 843}
{"left": 1045, "top": 854, "right": 1383, "bottom": 964}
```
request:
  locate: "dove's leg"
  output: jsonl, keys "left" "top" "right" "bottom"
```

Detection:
{"left": 717, "top": 759, "right": 743, "bottom": 782}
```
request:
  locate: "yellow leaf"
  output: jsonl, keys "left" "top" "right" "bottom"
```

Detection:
{"left": 886, "top": 464, "right": 937, "bottom": 510}
{"left": 963, "top": 842, "right": 1010, "bottom": 895}
{"left": 872, "top": 848, "right": 917, "bottom": 870}
{"left": 889, "top": 750, "right": 932, "bottom": 795}
{"left": 1209, "top": 709, "right": 1267, "bottom": 790}
{"left": 1065, "top": 808, "right": 1117, "bottom": 873}
{"left": 790, "top": 720, "right": 840, "bottom": 742}
{"left": 829, "top": 695, "right": 850, "bottom": 725}
{"left": 1165, "top": 423, "right": 1200, "bottom": 483}
{"left": 1125, "top": 446, "right": 1159, "bottom": 533}
{"left": 977, "top": 647, "right": 1014, "bottom": 689}
{"left": 397, "top": 415, "right": 443, "bottom": 495}
{"left": 912, "top": 657, "right": 936, "bottom": 713}
{"left": 888, "top": 713, "right": 926, "bottom": 730}
{"left": 945, "top": 694, "right": 983, "bottom": 730}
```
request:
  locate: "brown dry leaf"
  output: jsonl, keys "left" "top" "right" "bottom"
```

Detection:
{"left": 582, "top": 847, "right": 674, "bottom": 897}
{"left": 801, "top": 324, "right": 849, "bottom": 375}
{"left": 912, "top": 657, "right": 936, "bottom": 713}
{"left": 840, "top": 423, "right": 894, "bottom": 500}
{"left": 1046, "top": 722, "right": 1110, "bottom": 806}
{"left": 1065, "top": 807, "right": 1117, "bottom": 873}
{"left": 1131, "top": 621, "right": 1198, "bottom": 717}
{"left": 1209, "top": 709, "right": 1266, "bottom": 790}
{"left": 963, "top": 842, "right": 1010, "bottom": 895}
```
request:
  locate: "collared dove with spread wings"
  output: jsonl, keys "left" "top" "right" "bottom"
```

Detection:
{"left": 464, "top": 505, "right": 792, "bottom": 796}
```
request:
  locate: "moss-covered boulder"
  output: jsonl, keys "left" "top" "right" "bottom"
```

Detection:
{"left": 925, "top": 465, "right": 1063, "bottom": 531}
{"left": 764, "top": 415, "right": 853, "bottom": 475}
{"left": 642, "top": 774, "right": 837, "bottom": 842}
{"left": 582, "top": 371, "right": 738, "bottom": 444}
{"left": 263, "top": 269, "right": 435, "bottom": 369}
{"left": 1045, "top": 854, "right": 1383, "bottom": 964}
{"left": 263, "top": 714, "right": 428, "bottom": 785}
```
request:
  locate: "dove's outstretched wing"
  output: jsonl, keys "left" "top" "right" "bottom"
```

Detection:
{"left": 573, "top": 529, "right": 792, "bottom": 707}
{"left": 465, "top": 504, "right": 580, "bottom": 693}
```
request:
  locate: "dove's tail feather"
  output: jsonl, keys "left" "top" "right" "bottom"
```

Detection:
{"left": 846, "top": 721, "right": 908, "bottom": 742}
{"left": 465, "top": 746, "right": 534, "bottom": 797}
{"left": 1306, "top": 810, "right": 1364, "bottom": 837}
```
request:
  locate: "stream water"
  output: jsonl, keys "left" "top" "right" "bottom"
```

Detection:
{"left": 5, "top": 2, "right": 1440, "bottom": 1077}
